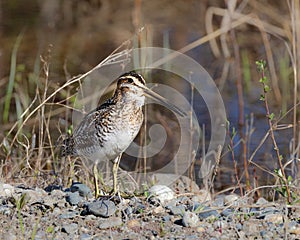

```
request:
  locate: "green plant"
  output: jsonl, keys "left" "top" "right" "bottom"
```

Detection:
{"left": 14, "top": 193, "right": 29, "bottom": 237}
{"left": 225, "top": 120, "right": 244, "bottom": 195}
{"left": 3, "top": 31, "right": 24, "bottom": 123}
{"left": 256, "top": 60, "right": 292, "bottom": 203}
{"left": 274, "top": 169, "right": 296, "bottom": 201}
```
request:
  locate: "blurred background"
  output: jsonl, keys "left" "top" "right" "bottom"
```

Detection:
{"left": 0, "top": 0, "right": 299, "bottom": 198}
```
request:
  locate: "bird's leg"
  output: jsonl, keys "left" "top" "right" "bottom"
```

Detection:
{"left": 112, "top": 154, "right": 122, "bottom": 195}
{"left": 93, "top": 161, "right": 100, "bottom": 199}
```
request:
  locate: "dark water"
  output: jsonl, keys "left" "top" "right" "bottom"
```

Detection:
{"left": 0, "top": 1, "right": 296, "bottom": 192}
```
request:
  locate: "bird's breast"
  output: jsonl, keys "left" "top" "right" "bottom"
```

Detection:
{"left": 74, "top": 104, "right": 143, "bottom": 162}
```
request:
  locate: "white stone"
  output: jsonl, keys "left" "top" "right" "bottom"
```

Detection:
{"left": 182, "top": 211, "right": 199, "bottom": 228}
{"left": 0, "top": 183, "right": 15, "bottom": 197}
{"left": 149, "top": 185, "right": 175, "bottom": 204}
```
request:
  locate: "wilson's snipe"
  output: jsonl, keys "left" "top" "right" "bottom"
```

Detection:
{"left": 61, "top": 71, "right": 185, "bottom": 196}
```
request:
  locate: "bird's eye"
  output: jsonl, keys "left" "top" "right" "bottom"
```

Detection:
{"left": 127, "top": 78, "right": 133, "bottom": 83}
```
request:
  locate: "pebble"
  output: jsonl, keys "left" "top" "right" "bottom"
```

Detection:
{"left": 66, "top": 191, "right": 84, "bottom": 205}
{"left": 0, "top": 205, "right": 12, "bottom": 215}
{"left": 3, "top": 232, "right": 17, "bottom": 240}
{"left": 87, "top": 199, "right": 116, "bottom": 217}
{"left": 182, "top": 211, "right": 199, "bottom": 227}
{"left": 0, "top": 183, "right": 15, "bottom": 197}
{"left": 98, "top": 217, "right": 122, "bottom": 229}
{"left": 124, "top": 206, "right": 133, "bottom": 217}
{"left": 198, "top": 206, "right": 219, "bottom": 220}
{"left": 133, "top": 203, "right": 146, "bottom": 214}
{"left": 224, "top": 194, "right": 239, "bottom": 206}
{"left": 256, "top": 197, "right": 269, "bottom": 205}
{"left": 191, "top": 189, "right": 211, "bottom": 203}
{"left": 264, "top": 213, "right": 283, "bottom": 224}
{"left": 221, "top": 208, "right": 234, "bottom": 218}
{"left": 153, "top": 205, "right": 165, "bottom": 214}
{"left": 62, "top": 223, "right": 78, "bottom": 234}
{"left": 44, "top": 184, "right": 63, "bottom": 192}
{"left": 34, "top": 230, "right": 47, "bottom": 240}
{"left": 59, "top": 210, "right": 79, "bottom": 219}
{"left": 0, "top": 182, "right": 297, "bottom": 239}
{"left": 167, "top": 204, "right": 186, "bottom": 216}
{"left": 127, "top": 219, "right": 141, "bottom": 229}
{"left": 80, "top": 233, "right": 92, "bottom": 240}
{"left": 148, "top": 185, "right": 175, "bottom": 204}
{"left": 261, "top": 228, "right": 274, "bottom": 239}
{"left": 70, "top": 182, "right": 92, "bottom": 198}
{"left": 212, "top": 196, "right": 225, "bottom": 207}
{"left": 196, "top": 226, "right": 206, "bottom": 233}
{"left": 20, "top": 188, "right": 47, "bottom": 205}
{"left": 242, "top": 219, "right": 261, "bottom": 235}
{"left": 257, "top": 206, "right": 279, "bottom": 219}
{"left": 162, "top": 215, "right": 171, "bottom": 222}
{"left": 289, "top": 221, "right": 300, "bottom": 235}
{"left": 289, "top": 226, "right": 300, "bottom": 236}
{"left": 235, "top": 223, "right": 242, "bottom": 231}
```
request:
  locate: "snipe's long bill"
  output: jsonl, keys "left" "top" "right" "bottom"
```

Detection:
{"left": 61, "top": 71, "right": 186, "bottom": 197}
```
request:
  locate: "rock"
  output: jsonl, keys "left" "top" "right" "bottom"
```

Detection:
{"left": 196, "top": 226, "right": 206, "bottom": 233}
{"left": 80, "top": 233, "right": 92, "bottom": 240}
{"left": 33, "top": 230, "right": 47, "bottom": 240}
{"left": 133, "top": 203, "right": 146, "bottom": 214}
{"left": 191, "top": 190, "right": 211, "bottom": 203}
{"left": 70, "top": 182, "right": 92, "bottom": 198}
{"left": 44, "top": 189, "right": 66, "bottom": 208}
{"left": 221, "top": 208, "right": 234, "bottom": 218}
{"left": 127, "top": 219, "right": 141, "bottom": 229}
{"left": 256, "top": 197, "right": 269, "bottom": 206}
{"left": 0, "top": 206, "right": 12, "bottom": 215}
{"left": 212, "top": 196, "right": 225, "bottom": 207}
{"left": 124, "top": 206, "right": 133, "bottom": 218}
{"left": 162, "top": 215, "right": 171, "bottom": 222}
{"left": 66, "top": 191, "right": 84, "bottom": 205}
{"left": 257, "top": 206, "right": 279, "bottom": 219}
{"left": 18, "top": 188, "right": 47, "bottom": 205}
{"left": 249, "top": 207, "right": 260, "bottom": 215}
{"left": 236, "top": 223, "right": 242, "bottom": 231}
{"left": 62, "top": 223, "right": 78, "bottom": 234}
{"left": 87, "top": 199, "right": 116, "bottom": 217}
{"left": 182, "top": 211, "right": 199, "bottom": 228}
{"left": 98, "top": 217, "right": 122, "bottom": 229}
{"left": 167, "top": 205, "right": 185, "bottom": 216}
{"left": 198, "top": 206, "right": 219, "bottom": 220}
{"left": 59, "top": 210, "right": 79, "bottom": 219}
{"left": 0, "top": 183, "right": 15, "bottom": 197}
{"left": 44, "top": 184, "right": 62, "bottom": 192}
{"left": 289, "top": 221, "right": 300, "bottom": 235}
{"left": 3, "top": 232, "right": 17, "bottom": 240}
{"left": 153, "top": 205, "right": 165, "bottom": 214}
{"left": 260, "top": 229, "right": 274, "bottom": 239}
{"left": 149, "top": 185, "right": 175, "bottom": 204}
{"left": 242, "top": 219, "right": 261, "bottom": 235}
{"left": 264, "top": 213, "right": 283, "bottom": 224}
{"left": 224, "top": 194, "right": 239, "bottom": 206}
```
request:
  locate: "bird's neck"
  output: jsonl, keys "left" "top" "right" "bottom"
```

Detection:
{"left": 113, "top": 89, "right": 145, "bottom": 108}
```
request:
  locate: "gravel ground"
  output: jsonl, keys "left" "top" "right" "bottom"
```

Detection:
{"left": 1, "top": 182, "right": 300, "bottom": 240}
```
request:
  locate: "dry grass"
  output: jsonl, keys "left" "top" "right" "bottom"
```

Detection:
{"left": 0, "top": 0, "right": 299, "bottom": 202}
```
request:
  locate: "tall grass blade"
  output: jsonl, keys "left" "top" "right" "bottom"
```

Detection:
{"left": 3, "top": 30, "right": 24, "bottom": 123}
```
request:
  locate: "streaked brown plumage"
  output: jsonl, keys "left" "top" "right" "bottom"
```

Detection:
{"left": 61, "top": 71, "right": 185, "bottom": 196}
